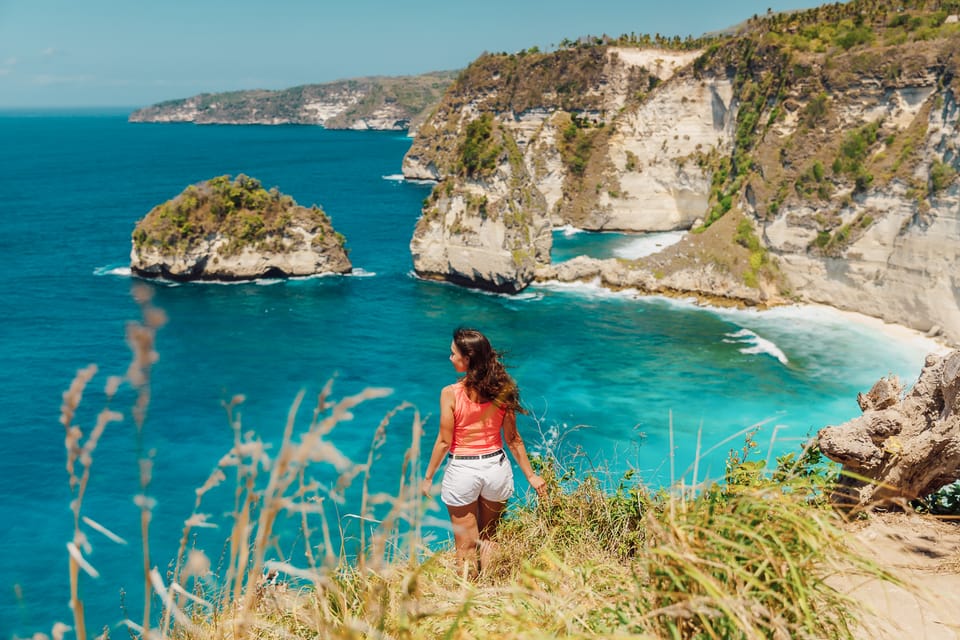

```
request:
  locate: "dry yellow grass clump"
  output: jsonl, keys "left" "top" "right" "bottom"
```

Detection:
{"left": 46, "top": 288, "right": 905, "bottom": 640}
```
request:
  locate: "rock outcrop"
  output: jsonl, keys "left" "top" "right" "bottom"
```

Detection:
{"left": 403, "top": 7, "right": 960, "bottom": 342}
{"left": 128, "top": 71, "right": 457, "bottom": 131}
{"left": 131, "top": 175, "right": 351, "bottom": 281}
{"left": 818, "top": 350, "right": 960, "bottom": 510}
{"left": 410, "top": 115, "right": 552, "bottom": 292}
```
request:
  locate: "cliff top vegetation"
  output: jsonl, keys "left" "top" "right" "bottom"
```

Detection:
{"left": 685, "top": 0, "right": 960, "bottom": 258}
{"left": 132, "top": 174, "right": 343, "bottom": 256}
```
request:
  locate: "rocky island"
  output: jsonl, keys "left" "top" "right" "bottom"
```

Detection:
{"left": 128, "top": 71, "right": 457, "bottom": 131}
{"left": 404, "top": 4, "right": 960, "bottom": 344}
{"left": 130, "top": 174, "right": 351, "bottom": 281}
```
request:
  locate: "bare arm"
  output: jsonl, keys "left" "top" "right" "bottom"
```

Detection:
{"left": 503, "top": 411, "right": 547, "bottom": 497}
{"left": 421, "top": 385, "right": 456, "bottom": 496}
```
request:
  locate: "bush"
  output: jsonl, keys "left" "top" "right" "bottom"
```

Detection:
{"left": 458, "top": 113, "right": 502, "bottom": 177}
{"left": 929, "top": 158, "right": 957, "bottom": 195}
{"left": 802, "top": 92, "right": 830, "bottom": 126}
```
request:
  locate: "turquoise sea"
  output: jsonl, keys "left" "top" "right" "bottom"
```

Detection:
{"left": 0, "top": 110, "right": 943, "bottom": 637}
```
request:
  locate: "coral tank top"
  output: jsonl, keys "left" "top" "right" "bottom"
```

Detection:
{"left": 450, "top": 381, "right": 505, "bottom": 455}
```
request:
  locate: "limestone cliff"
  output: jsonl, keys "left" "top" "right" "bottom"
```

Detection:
{"left": 410, "top": 114, "right": 552, "bottom": 292}
{"left": 404, "top": 2, "right": 960, "bottom": 342}
{"left": 128, "top": 72, "right": 456, "bottom": 131}
{"left": 403, "top": 46, "right": 718, "bottom": 233}
{"left": 131, "top": 175, "right": 351, "bottom": 281}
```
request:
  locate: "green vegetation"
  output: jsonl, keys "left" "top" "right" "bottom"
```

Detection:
{"left": 809, "top": 209, "right": 879, "bottom": 256}
{"left": 734, "top": 217, "right": 773, "bottom": 288}
{"left": 453, "top": 46, "right": 623, "bottom": 114}
{"left": 795, "top": 160, "right": 832, "bottom": 200}
{"left": 682, "top": 0, "right": 960, "bottom": 244}
{"left": 57, "top": 299, "right": 903, "bottom": 639}
{"left": 832, "top": 120, "right": 881, "bottom": 192}
{"left": 458, "top": 114, "right": 503, "bottom": 177}
{"left": 929, "top": 158, "right": 958, "bottom": 195}
{"left": 558, "top": 114, "right": 600, "bottom": 177}
{"left": 801, "top": 92, "right": 830, "bottom": 128}
{"left": 132, "top": 174, "right": 338, "bottom": 257}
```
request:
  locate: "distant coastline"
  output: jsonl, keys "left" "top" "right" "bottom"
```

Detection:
{"left": 128, "top": 71, "right": 457, "bottom": 131}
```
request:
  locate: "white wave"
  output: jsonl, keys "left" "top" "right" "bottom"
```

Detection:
{"left": 346, "top": 268, "right": 376, "bottom": 278}
{"left": 554, "top": 224, "right": 584, "bottom": 237}
{"left": 533, "top": 277, "right": 639, "bottom": 300}
{"left": 93, "top": 265, "right": 131, "bottom": 277}
{"left": 511, "top": 290, "right": 543, "bottom": 301}
{"left": 611, "top": 230, "right": 686, "bottom": 260}
{"left": 285, "top": 272, "right": 342, "bottom": 282}
{"left": 381, "top": 173, "right": 437, "bottom": 185}
{"left": 632, "top": 296, "right": 945, "bottom": 371}
{"left": 710, "top": 303, "right": 950, "bottom": 361}
{"left": 725, "top": 328, "right": 789, "bottom": 365}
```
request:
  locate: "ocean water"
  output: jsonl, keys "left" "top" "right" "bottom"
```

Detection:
{"left": 0, "top": 111, "right": 944, "bottom": 638}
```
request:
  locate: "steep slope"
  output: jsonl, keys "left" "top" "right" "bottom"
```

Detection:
{"left": 403, "top": 1, "right": 960, "bottom": 342}
{"left": 410, "top": 114, "right": 552, "bottom": 293}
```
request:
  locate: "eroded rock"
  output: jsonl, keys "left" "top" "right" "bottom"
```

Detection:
{"left": 818, "top": 351, "right": 960, "bottom": 509}
{"left": 131, "top": 175, "right": 351, "bottom": 281}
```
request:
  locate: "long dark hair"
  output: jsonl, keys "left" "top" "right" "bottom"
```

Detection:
{"left": 453, "top": 327, "right": 526, "bottom": 414}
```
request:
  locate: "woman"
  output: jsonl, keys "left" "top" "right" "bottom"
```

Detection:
{"left": 421, "top": 327, "right": 547, "bottom": 576}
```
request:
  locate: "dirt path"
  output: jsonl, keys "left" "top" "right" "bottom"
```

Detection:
{"left": 838, "top": 513, "right": 960, "bottom": 640}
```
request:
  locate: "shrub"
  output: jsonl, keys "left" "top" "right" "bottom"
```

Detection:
{"left": 802, "top": 92, "right": 830, "bottom": 126}
{"left": 458, "top": 113, "right": 502, "bottom": 177}
{"left": 929, "top": 158, "right": 957, "bottom": 195}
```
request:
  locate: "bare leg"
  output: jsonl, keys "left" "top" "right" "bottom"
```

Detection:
{"left": 446, "top": 502, "right": 480, "bottom": 579}
{"left": 477, "top": 497, "right": 508, "bottom": 572}
{"left": 478, "top": 497, "right": 507, "bottom": 539}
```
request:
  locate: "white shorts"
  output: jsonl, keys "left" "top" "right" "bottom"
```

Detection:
{"left": 441, "top": 450, "right": 514, "bottom": 507}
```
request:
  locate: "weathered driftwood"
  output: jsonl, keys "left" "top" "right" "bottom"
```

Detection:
{"left": 817, "top": 350, "right": 960, "bottom": 510}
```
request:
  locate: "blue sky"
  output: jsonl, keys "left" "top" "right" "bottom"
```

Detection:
{"left": 0, "top": 0, "right": 830, "bottom": 108}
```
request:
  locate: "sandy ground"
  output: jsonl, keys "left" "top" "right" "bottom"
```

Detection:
{"left": 836, "top": 512, "right": 960, "bottom": 640}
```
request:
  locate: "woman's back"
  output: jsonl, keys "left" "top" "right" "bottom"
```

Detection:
{"left": 450, "top": 381, "right": 505, "bottom": 455}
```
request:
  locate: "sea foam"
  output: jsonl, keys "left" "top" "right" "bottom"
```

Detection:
{"left": 555, "top": 224, "right": 584, "bottom": 237}
{"left": 724, "top": 328, "right": 789, "bottom": 365}
{"left": 533, "top": 277, "right": 639, "bottom": 300}
{"left": 382, "top": 173, "right": 436, "bottom": 185}
{"left": 347, "top": 268, "right": 376, "bottom": 278}
{"left": 93, "top": 265, "right": 131, "bottom": 277}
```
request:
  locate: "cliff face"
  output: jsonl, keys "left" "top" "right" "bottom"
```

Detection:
{"left": 761, "top": 65, "right": 960, "bottom": 340}
{"left": 403, "top": 3, "right": 960, "bottom": 342}
{"left": 128, "top": 72, "right": 456, "bottom": 131}
{"left": 131, "top": 175, "right": 351, "bottom": 281}
{"left": 404, "top": 47, "right": 720, "bottom": 233}
{"left": 404, "top": 47, "right": 727, "bottom": 292}
{"left": 410, "top": 115, "right": 552, "bottom": 293}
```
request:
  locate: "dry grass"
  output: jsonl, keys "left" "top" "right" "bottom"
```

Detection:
{"left": 40, "top": 290, "right": 906, "bottom": 640}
